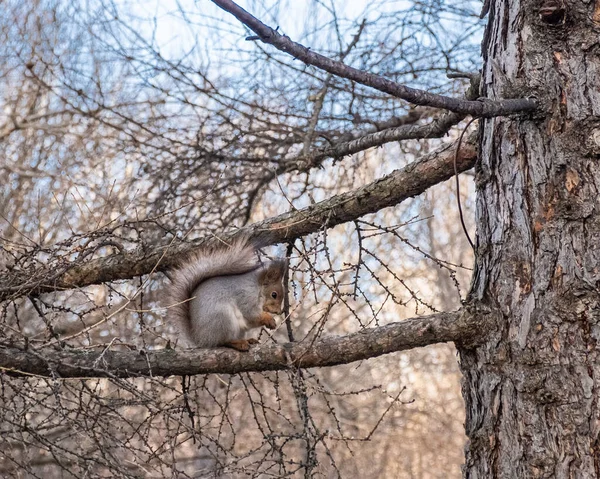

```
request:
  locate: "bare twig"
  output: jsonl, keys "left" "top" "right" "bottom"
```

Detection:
{"left": 454, "top": 117, "right": 479, "bottom": 250}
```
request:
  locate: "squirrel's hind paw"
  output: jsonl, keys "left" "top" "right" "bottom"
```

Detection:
{"left": 223, "top": 339, "right": 251, "bottom": 352}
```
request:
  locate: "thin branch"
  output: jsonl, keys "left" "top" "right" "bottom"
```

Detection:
{"left": 0, "top": 133, "right": 477, "bottom": 299}
{"left": 0, "top": 308, "right": 495, "bottom": 378}
{"left": 302, "top": 19, "right": 367, "bottom": 155}
{"left": 454, "top": 117, "right": 478, "bottom": 250}
{"left": 211, "top": 0, "right": 537, "bottom": 117}
{"left": 282, "top": 110, "right": 465, "bottom": 172}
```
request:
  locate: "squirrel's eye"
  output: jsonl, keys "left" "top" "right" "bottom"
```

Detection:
{"left": 271, "top": 291, "right": 278, "bottom": 299}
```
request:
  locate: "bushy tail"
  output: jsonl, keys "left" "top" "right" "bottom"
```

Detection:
{"left": 166, "top": 238, "right": 260, "bottom": 338}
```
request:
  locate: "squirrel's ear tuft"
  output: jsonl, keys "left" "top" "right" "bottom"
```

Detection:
{"left": 259, "top": 259, "right": 287, "bottom": 283}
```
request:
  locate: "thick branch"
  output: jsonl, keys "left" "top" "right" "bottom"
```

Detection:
{"left": 0, "top": 308, "right": 493, "bottom": 378}
{"left": 211, "top": 0, "right": 537, "bottom": 117}
{"left": 0, "top": 134, "right": 477, "bottom": 299}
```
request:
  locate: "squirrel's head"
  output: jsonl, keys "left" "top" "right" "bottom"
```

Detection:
{"left": 259, "top": 259, "right": 287, "bottom": 315}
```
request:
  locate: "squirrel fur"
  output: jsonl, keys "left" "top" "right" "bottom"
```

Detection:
{"left": 167, "top": 238, "right": 286, "bottom": 351}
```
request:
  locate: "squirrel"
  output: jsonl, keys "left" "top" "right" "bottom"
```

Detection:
{"left": 167, "top": 238, "right": 287, "bottom": 351}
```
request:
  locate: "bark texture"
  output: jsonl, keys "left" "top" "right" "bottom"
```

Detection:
{"left": 460, "top": 1, "right": 600, "bottom": 477}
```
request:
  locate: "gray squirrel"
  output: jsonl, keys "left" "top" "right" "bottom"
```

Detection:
{"left": 167, "top": 239, "right": 287, "bottom": 351}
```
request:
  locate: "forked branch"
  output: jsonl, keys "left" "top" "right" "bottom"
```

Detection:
{"left": 211, "top": 0, "right": 537, "bottom": 117}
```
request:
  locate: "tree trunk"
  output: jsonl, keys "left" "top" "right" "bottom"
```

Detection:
{"left": 459, "top": 1, "right": 600, "bottom": 477}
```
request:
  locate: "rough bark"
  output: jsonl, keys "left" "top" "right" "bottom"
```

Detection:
{"left": 0, "top": 309, "right": 493, "bottom": 378}
{"left": 0, "top": 135, "right": 477, "bottom": 300}
{"left": 459, "top": 1, "right": 600, "bottom": 477}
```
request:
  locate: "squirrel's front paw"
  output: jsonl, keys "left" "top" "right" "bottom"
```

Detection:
{"left": 246, "top": 338, "right": 259, "bottom": 345}
{"left": 259, "top": 311, "right": 277, "bottom": 329}
{"left": 264, "top": 317, "right": 277, "bottom": 329}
